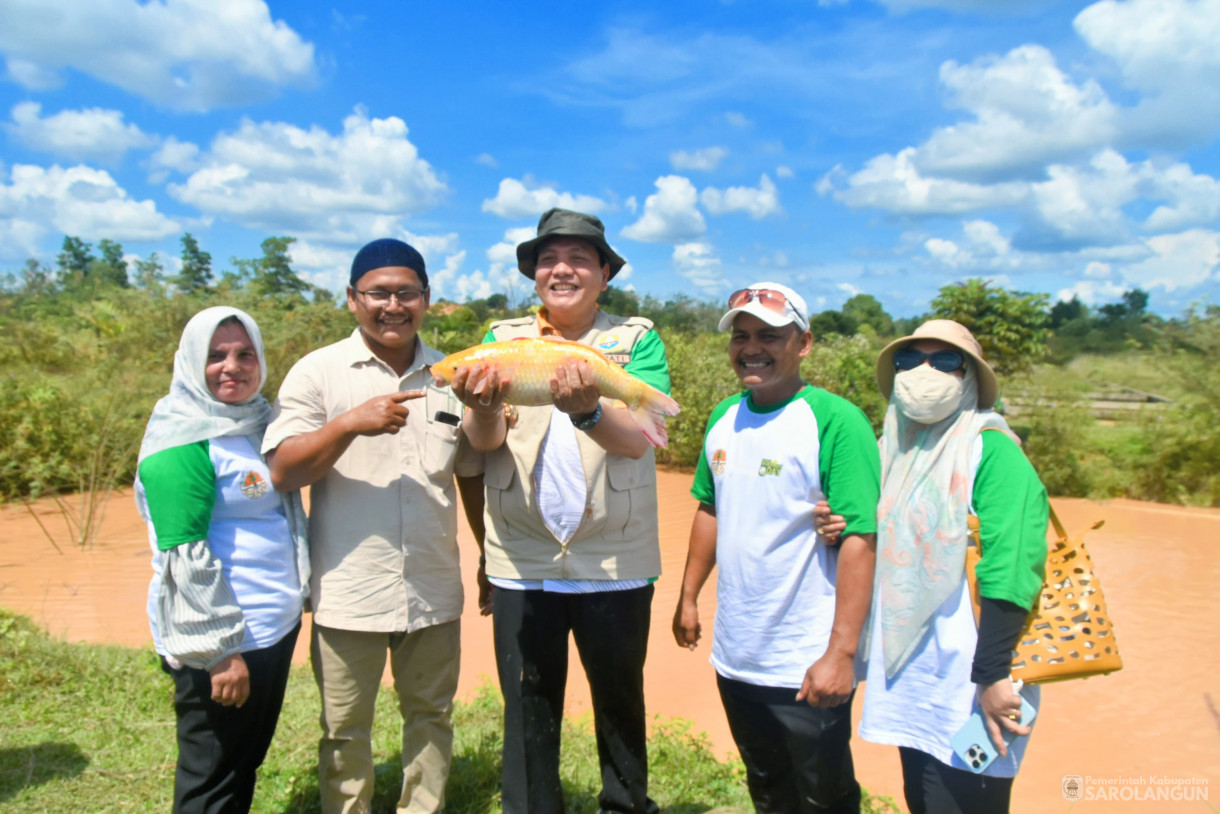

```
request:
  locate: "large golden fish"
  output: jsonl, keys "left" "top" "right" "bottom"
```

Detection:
{"left": 431, "top": 336, "right": 680, "bottom": 448}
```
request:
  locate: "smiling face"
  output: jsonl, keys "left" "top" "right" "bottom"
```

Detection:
{"left": 347, "top": 265, "right": 430, "bottom": 360}
{"left": 205, "top": 321, "right": 261, "bottom": 404}
{"left": 728, "top": 312, "right": 812, "bottom": 405}
{"left": 533, "top": 237, "right": 609, "bottom": 323}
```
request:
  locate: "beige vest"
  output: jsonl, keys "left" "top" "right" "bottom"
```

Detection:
{"left": 482, "top": 311, "right": 664, "bottom": 580}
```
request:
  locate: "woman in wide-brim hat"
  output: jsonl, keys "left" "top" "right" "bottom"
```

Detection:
{"left": 819, "top": 319, "right": 1048, "bottom": 814}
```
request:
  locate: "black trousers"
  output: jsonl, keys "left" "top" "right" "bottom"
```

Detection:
{"left": 162, "top": 624, "right": 300, "bottom": 814}
{"left": 492, "top": 585, "right": 659, "bottom": 814}
{"left": 899, "top": 746, "right": 1014, "bottom": 814}
{"left": 717, "top": 674, "right": 861, "bottom": 814}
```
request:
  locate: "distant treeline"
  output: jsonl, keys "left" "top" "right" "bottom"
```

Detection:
{"left": 2, "top": 233, "right": 1218, "bottom": 507}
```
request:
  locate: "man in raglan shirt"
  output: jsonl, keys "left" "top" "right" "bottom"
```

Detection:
{"left": 672, "top": 282, "right": 879, "bottom": 814}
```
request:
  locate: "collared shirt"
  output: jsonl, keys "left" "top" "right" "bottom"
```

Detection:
{"left": 263, "top": 329, "right": 477, "bottom": 633}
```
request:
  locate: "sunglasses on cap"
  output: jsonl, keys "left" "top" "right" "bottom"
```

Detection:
{"left": 894, "top": 348, "right": 965, "bottom": 373}
{"left": 727, "top": 288, "right": 803, "bottom": 322}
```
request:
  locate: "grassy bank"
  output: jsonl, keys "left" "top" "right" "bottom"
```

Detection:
{"left": 0, "top": 610, "right": 899, "bottom": 813}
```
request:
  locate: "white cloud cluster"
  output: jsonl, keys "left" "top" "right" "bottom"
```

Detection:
{"left": 482, "top": 178, "right": 609, "bottom": 219}
{"left": 6, "top": 102, "right": 155, "bottom": 164}
{"left": 819, "top": 0, "right": 1220, "bottom": 295}
{"left": 0, "top": 163, "right": 179, "bottom": 260}
{"left": 622, "top": 176, "right": 706, "bottom": 243}
{"left": 168, "top": 109, "right": 448, "bottom": 240}
{"left": 0, "top": 0, "right": 316, "bottom": 111}
{"left": 623, "top": 174, "right": 784, "bottom": 244}
{"left": 701, "top": 174, "right": 781, "bottom": 219}
{"left": 670, "top": 146, "right": 728, "bottom": 172}
{"left": 672, "top": 241, "right": 726, "bottom": 291}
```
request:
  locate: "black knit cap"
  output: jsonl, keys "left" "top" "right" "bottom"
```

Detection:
{"left": 515, "top": 208, "right": 626, "bottom": 280}
{"left": 350, "top": 238, "right": 427, "bottom": 288}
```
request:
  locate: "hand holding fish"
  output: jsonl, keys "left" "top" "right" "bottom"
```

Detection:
{"left": 549, "top": 359, "right": 601, "bottom": 417}
{"left": 450, "top": 363, "right": 509, "bottom": 414}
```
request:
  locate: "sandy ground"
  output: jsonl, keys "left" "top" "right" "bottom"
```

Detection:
{"left": 2, "top": 471, "right": 1218, "bottom": 813}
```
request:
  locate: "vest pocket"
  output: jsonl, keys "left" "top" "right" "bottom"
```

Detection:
{"left": 605, "top": 457, "right": 656, "bottom": 539}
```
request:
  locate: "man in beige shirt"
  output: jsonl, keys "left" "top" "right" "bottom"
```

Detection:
{"left": 264, "top": 238, "right": 475, "bottom": 814}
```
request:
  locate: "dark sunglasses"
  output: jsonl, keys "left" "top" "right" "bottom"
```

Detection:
{"left": 894, "top": 348, "right": 965, "bottom": 373}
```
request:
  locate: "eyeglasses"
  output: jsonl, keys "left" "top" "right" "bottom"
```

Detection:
{"left": 356, "top": 288, "right": 428, "bottom": 305}
{"left": 894, "top": 348, "right": 965, "bottom": 373}
{"left": 727, "top": 288, "right": 805, "bottom": 326}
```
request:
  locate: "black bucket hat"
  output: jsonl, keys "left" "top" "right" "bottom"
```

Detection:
{"left": 516, "top": 208, "right": 626, "bottom": 280}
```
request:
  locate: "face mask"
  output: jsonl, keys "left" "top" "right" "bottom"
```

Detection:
{"left": 893, "top": 365, "right": 966, "bottom": 424}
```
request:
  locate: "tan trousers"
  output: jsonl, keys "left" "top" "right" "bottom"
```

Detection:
{"left": 311, "top": 620, "right": 461, "bottom": 814}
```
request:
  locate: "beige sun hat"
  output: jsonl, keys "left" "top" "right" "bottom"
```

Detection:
{"left": 876, "top": 319, "right": 999, "bottom": 409}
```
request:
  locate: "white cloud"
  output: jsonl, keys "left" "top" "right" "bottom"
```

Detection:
{"left": 1024, "top": 150, "right": 1139, "bottom": 246}
{"left": 776, "top": 165, "right": 795, "bottom": 179}
{"left": 148, "top": 137, "right": 203, "bottom": 182}
{"left": 672, "top": 241, "right": 726, "bottom": 292}
{"left": 168, "top": 109, "right": 447, "bottom": 240}
{"left": 3, "top": 57, "right": 61, "bottom": 90}
{"left": 822, "top": 148, "right": 1027, "bottom": 215}
{"left": 1142, "top": 160, "right": 1220, "bottom": 231}
{"left": 670, "top": 146, "right": 728, "bottom": 172}
{"left": 1119, "top": 229, "right": 1220, "bottom": 291}
{"left": 1057, "top": 278, "right": 1127, "bottom": 304}
{"left": 481, "top": 177, "right": 609, "bottom": 219}
{"left": 0, "top": 0, "right": 316, "bottom": 111}
{"left": 701, "top": 174, "right": 781, "bottom": 219}
{"left": 916, "top": 45, "right": 1118, "bottom": 181}
{"left": 621, "top": 176, "right": 706, "bottom": 243}
{"left": 724, "top": 112, "right": 752, "bottom": 128}
{"left": 1084, "top": 260, "right": 1113, "bottom": 278}
{"left": 7, "top": 102, "right": 155, "bottom": 164}
{"left": 1075, "top": 0, "right": 1220, "bottom": 142}
{"left": 475, "top": 153, "right": 498, "bottom": 168}
{"left": 0, "top": 163, "right": 180, "bottom": 259}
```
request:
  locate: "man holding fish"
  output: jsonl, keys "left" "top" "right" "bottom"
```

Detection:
{"left": 435, "top": 208, "right": 676, "bottom": 814}
{"left": 263, "top": 238, "right": 477, "bottom": 814}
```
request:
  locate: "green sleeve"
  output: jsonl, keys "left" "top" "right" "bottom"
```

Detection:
{"left": 481, "top": 329, "right": 495, "bottom": 344}
{"left": 689, "top": 394, "right": 740, "bottom": 506}
{"left": 811, "top": 390, "right": 880, "bottom": 536}
{"left": 973, "top": 431, "right": 1049, "bottom": 610}
{"left": 624, "top": 330, "right": 671, "bottom": 394}
{"left": 139, "top": 441, "right": 215, "bottom": 551}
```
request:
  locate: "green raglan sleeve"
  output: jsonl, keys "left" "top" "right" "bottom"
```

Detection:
{"left": 690, "top": 394, "right": 739, "bottom": 507}
{"left": 973, "top": 431, "right": 1048, "bottom": 609}
{"left": 814, "top": 392, "right": 880, "bottom": 536}
{"left": 139, "top": 441, "right": 215, "bottom": 551}
{"left": 624, "top": 329, "right": 671, "bottom": 394}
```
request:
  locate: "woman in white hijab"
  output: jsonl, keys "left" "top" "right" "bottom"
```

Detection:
{"left": 135, "top": 306, "right": 308, "bottom": 814}
{"left": 817, "top": 320, "right": 1047, "bottom": 814}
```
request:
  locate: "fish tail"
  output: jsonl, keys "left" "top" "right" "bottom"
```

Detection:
{"left": 628, "top": 386, "right": 681, "bottom": 448}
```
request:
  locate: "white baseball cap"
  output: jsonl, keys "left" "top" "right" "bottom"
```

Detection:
{"left": 717, "top": 282, "right": 810, "bottom": 332}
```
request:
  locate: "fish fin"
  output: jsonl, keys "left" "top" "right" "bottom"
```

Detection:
{"left": 628, "top": 387, "right": 681, "bottom": 448}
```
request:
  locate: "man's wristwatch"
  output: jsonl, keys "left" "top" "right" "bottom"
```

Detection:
{"left": 570, "top": 403, "right": 603, "bottom": 431}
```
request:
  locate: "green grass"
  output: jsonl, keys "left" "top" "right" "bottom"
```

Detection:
{"left": 0, "top": 610, "right": 900, "bottom": 813}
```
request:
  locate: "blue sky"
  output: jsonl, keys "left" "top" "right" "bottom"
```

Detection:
{"left": 1, "top": 0, "right": 1218, "bottom": 317}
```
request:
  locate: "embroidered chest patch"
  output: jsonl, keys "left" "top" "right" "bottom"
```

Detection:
{"left": 240, "top": 471, "right": 269, "bottom": 499}
{"left": 711, "top": 448, "right": 727, "bottom": 475}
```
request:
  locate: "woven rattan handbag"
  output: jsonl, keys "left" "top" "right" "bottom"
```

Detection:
{"left": 967, "top": 504, "right": 1123, "bottom": 684}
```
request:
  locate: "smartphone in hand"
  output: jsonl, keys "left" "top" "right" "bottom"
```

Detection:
{"left": 950, "top": 688, "right": 1037, "bottom": 774}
